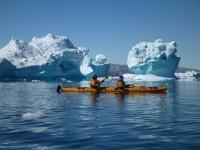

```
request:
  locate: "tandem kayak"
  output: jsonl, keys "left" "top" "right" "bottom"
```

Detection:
{"left": 57, "top": 85, "right": 167, "bottom": 93}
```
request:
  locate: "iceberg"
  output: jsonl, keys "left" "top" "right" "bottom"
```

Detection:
{"left": 0, "top": 34, "right": 109, "bottom": 80}
{"left": 127, "top": 39, "right": 180, "bottom": 77}
{"left": 80, "top": 54, "right": 109, "bottom": 78}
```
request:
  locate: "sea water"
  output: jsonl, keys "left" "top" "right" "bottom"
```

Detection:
{"left": 0, "top": 81, "right": 200, "bottom": 150}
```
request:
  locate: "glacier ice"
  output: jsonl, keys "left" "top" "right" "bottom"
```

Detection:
{"left": 80, "top": 54, "right": 109, "bottom": 78}
{"left": 0, "top": 34, "right": 109, "bottom": 80}
{"left": 127, "top": 39, "right": 180, "bottom": 77}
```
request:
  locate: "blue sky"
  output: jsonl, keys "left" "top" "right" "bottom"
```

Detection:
{"left": 0, "top": 0, "right": 200, "bottom": 68}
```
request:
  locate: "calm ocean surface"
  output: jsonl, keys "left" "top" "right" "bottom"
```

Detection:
{"left": 0, "top": 80, "right": 200, "bottom": 150}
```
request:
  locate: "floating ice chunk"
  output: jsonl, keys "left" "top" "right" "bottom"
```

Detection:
{"left": 133, "top": 74, "right": 174, "bottom": 81}
{"left": 175, "top": 71, "right": 200, "bottom": 81}
{"left": 22, "top": 111, "right": 44, "bottom": 120}
{"left": 122, "top": 73, "right": 174, "bottom": 82}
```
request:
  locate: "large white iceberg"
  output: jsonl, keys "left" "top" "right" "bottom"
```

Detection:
{"left": 0, "top": 34, "right": 109, "bottom": 80}
{"left": 127, "top": 39, "right": 180, "bottom": 77}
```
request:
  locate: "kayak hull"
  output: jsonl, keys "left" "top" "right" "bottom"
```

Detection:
{"left": 60, "top": 86, "right": 167, "bottom": 93}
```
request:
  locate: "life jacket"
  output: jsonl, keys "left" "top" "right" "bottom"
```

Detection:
{"left": 90, "top": 79, "right": 100, "bottom": 88}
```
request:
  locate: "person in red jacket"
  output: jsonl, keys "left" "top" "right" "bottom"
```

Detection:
{"left": 90, "top": 74, "right": 106, "bottom": 89}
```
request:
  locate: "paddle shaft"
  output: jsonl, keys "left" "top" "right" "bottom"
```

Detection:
{"left": 100, "top": 76, "right": 108, "bottom": 84}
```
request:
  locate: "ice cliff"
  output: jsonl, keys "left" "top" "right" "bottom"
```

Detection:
{"left": 0, "top": 34, "right": 109, "bottom": 80}
{"left": 127, "top": 39, "right": 180, "bottom": 77}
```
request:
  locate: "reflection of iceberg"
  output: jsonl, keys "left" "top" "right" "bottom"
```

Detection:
{"left": 0, "top": 34, "right": 109, "bottom": 80}
{"left": 80, "top": 54, "right": 109, "bottom": 78}
{"left": 127, "top": 39, "right": 180, "bottom": 77}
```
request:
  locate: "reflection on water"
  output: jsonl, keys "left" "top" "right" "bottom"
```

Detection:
{"left": 90, "top": 92, "right": 100, "bottom": 103}
{"left": 115, "top": 92, "right": 126, "bottom": 101}
{"left": 0, "top": 81, "right": 200, "bottom": 150}
{"left": 89, "top": 92, "right": 126, "bottom": 103}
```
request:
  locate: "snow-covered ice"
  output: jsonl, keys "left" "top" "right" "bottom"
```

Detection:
{"left": 127, "top": 39, "right": 180, "bottom": 77}
{"left": 0, "top": 34, "right": 109, "bottom": 80}
{"left": 175, "top": 71, "right": 200, "bottom": 81}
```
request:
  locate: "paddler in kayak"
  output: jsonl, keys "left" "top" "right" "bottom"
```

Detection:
{"left": 116, "top": 75, "right": 126, "bottom": 89}
{"left": 90, "top": 74, "right": 107, "bottom": 89}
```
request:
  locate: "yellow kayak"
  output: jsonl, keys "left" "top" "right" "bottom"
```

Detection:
{"left": 58, "top": 85, "right": 167, "bottom": 93}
